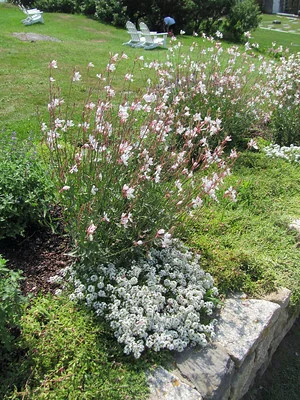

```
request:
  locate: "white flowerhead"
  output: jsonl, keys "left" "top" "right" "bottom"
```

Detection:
{"left": 91, "top": 185, "right": 98, "bottom": 195}
{"left": 248, "top": 138, "right": 258, "bottom": 150}
{"left": 49, "top": 60, "right": 58, "bottom": 69}
{"left": 86, "top": 223, "right": 97, "bottom": 241}
{"left": 72, "top": 71, "right": 81, "bottom": 82}
{"left": 120, "top": 212, "right": 133, "bottom": 228}
{"left": 122, "top": 184, "right": 135, "bottom": 199}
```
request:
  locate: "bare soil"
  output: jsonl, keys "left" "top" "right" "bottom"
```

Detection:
{"left": 0, "top": 228, "right": 72, "bottom": 296}
{"left": 12, "top": 32, "right": 61, "bottom": 42}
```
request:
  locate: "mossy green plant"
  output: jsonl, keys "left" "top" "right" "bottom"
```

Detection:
{"left": 1, "top": 294, "right": 159, "bottom": 399}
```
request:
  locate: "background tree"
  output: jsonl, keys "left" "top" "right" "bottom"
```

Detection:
{"left": 23, "top": 0, "right": 262, "bottom": 39}
{"left": 223, "top": 0, "right": 262, "bottom": 42}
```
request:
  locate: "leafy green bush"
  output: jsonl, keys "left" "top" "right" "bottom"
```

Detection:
{"left": 94, "top": 0, "right": 128, "bottom": 27}
{"left": 0, "top": 255, "right": 25, "bottom": 353}
{"left": 77, "top": 0, "right": 96, "bottom": 15}
{"left": 0, "top": 134, "right": 55, "bottom": 239}
{"left": 31, "top": 0, "right": 79, "bottom": 13}
{"left": 223, "top": 0, "right": 262, "bottom": 42}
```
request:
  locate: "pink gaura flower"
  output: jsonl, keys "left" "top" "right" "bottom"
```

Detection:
{"left": 230, "top": 149, "right": 238, "bottom": 159}
{"left": 161, "top": 232, "right": 172, "bottom": 248}
{"left": 224, "top": 186, "right": 237, "bottom": 202}
{"left": 48, "top": 98, "right": 64, "bottom": 111}
{"left": 124, "top": 73, "right": 134, "bottom": 81}
{"left": 101, "top": 212, "right": 110, "bottom": 223}
{"left": 118, "top": 105, "right": 129, "bottom": 122}
{"left": 192, "top": 196, "right": 203, "bottom": 208}
{"left": 111, "top": 53, "right": 119, "bottom": 62}
{"left": 86, "top": 223, "right": 97, "bottom": 241}
{"left": 248, "top": 139, "right": 258, "bottom": 150}
{"left": 106, "top": 63, "right": 116, "bottom": 72}
{"left": 122, "top": 184, "right": 135, "bottom": 199}
{"left": 120, "top": 213, "right": 133, "bottom": 228}
{"left": 49, "top": 60, "right": 58, "bottom": 69}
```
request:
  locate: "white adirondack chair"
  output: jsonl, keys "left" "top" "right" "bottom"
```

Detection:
{"left": 19, "top": 3, "right": 44, "bottom": 25}
{"left": 139, "top": 22, "right": 167, "bottom": 50}
{"left": 22, "top": 13, "right": 44, "bottom": 25}
{"left": 123, "top": 21, "right": 145, "bottom": 48}
{"left": 19, "top": 4, "right": 41, "bottom": 15}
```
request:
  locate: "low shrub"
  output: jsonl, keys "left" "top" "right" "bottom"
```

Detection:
{"left": 42, "top": 50, "right": 233, "bottom": 358}
{"left": 0, "top": 255, "right": 25, "bottom": 354}
{"left": 43, "top": 55, "right": 237, "bottom": 267}
{"left": 0, "top": 133, "right": 55, "bottom": 239}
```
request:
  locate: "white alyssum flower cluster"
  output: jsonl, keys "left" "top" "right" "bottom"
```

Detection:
{"left": 263, "top": 144, "right": 300, "bottom": 164}
{"left": 51, "top": 245, "right": 220, "bottom": 358}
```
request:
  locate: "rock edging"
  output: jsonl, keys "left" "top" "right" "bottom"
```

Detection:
{"left": 147, "top": 287, "right": 298, "bottom": 400}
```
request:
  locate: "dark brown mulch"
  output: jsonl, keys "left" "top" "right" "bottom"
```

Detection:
{"left": 0, "top": 228, "right": 73, "bottom": 296}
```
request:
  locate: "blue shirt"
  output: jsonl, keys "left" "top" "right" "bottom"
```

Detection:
{"left": 164, "top": 17, "right": 175, "bottom": 26}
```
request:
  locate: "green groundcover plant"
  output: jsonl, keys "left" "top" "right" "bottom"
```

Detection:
{"left": 1, "top": 295, "right": 151, "bottom": 399}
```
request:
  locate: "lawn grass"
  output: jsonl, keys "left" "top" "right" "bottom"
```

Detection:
{"left": 0, "top": 3, "right": 170, "bottom": 135}
{"left": 0, "top": 295, "right": 164, "bottom": 399}
{"left": 252, "top": 13, "right": 300, "bottom": 53}
{"left": 1, "top": 4, "right": 299, "bottom": 135}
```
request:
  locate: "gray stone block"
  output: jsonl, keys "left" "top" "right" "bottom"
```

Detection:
{"left": 174, "top": 344, "right": 234, "bottom": 400}
{"left": 263, "top": 287, "right": 291, "bottom": 308}
{"left": 214, "top": 298, "right": 280, "bottom": 366}
{"left": 147, "top": 366, "right": 202, "bottom": 400}
{"left": 269, "top": 313, "right": 298, "bottom": 357}
{"left": 146, "top": 291, "right": 297, "bottom": 400}
{"left": 230, "top": 352, "right": 256, "bottom": 400}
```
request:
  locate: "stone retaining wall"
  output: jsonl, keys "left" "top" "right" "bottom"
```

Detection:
{"left": 147, "top": 288, "right": 298, "bottom": 400}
